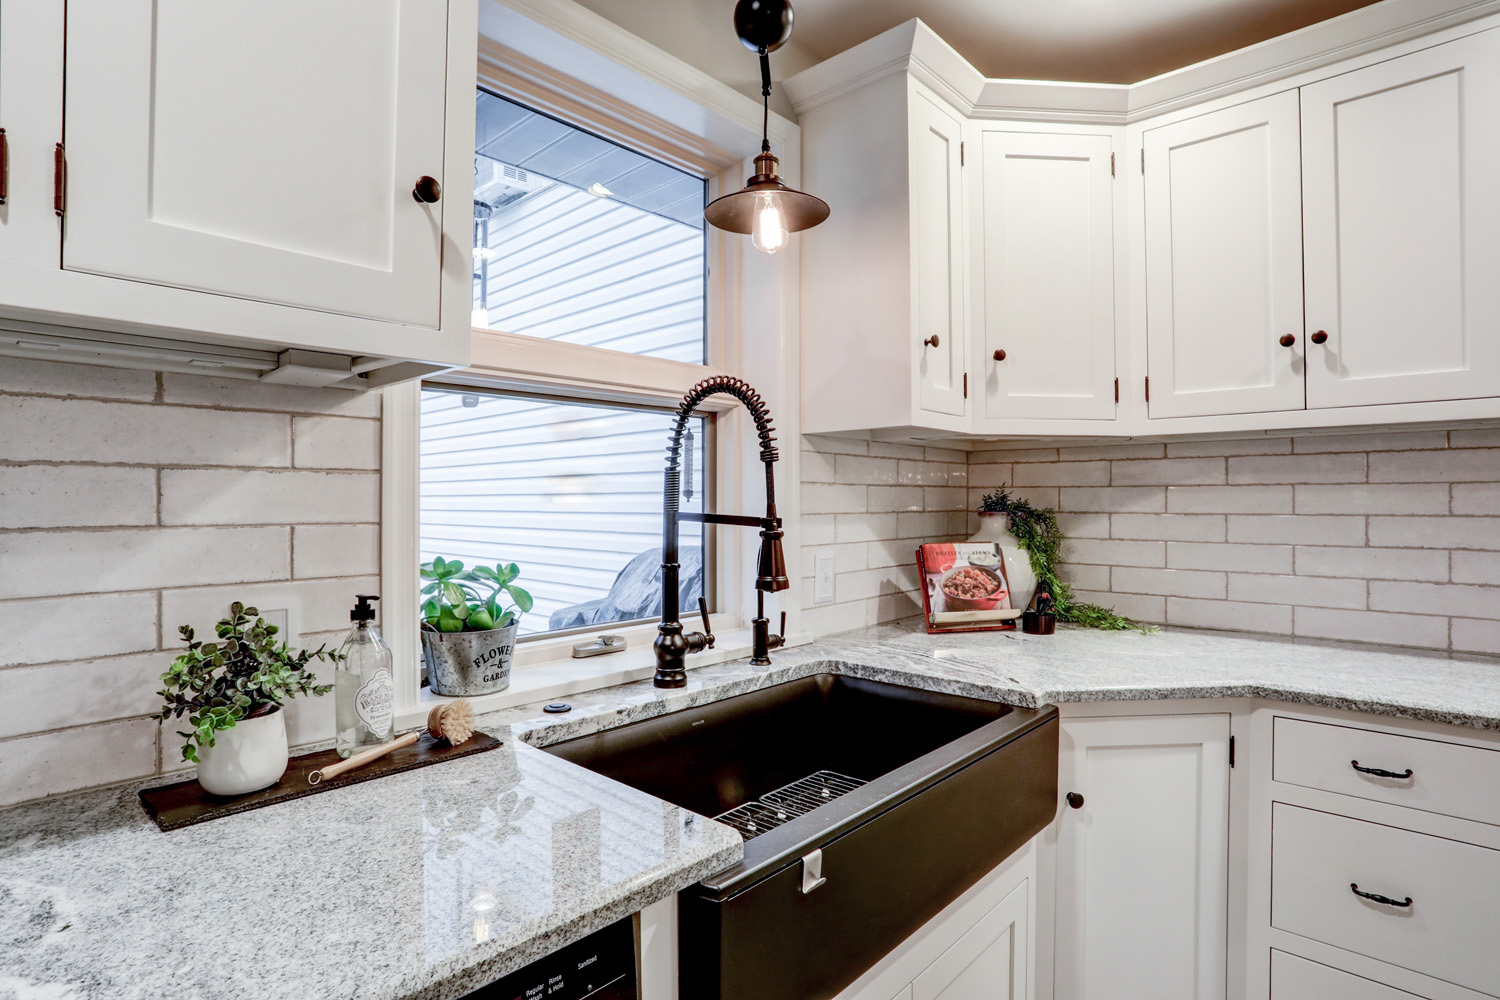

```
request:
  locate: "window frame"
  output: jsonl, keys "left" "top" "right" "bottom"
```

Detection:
{"left": 382, "top": 10, "right": 806, "bottom": 725}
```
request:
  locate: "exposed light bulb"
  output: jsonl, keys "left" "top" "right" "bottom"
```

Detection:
{"left": 750, "top": 192, "right": 789, "bottom": 254}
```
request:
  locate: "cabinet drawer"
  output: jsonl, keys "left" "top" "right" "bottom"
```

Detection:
{"left": 1274, "top": 717, "right": 1500, "bottom": 827}
{"left": 1272, "top": 950, "right": 1430, "bottom": 999}
{"left": 1272, "top": 803, "right": 1500, "bottom": 995}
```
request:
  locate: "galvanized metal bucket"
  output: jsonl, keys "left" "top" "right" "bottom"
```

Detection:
{"left": 421, "top": 623, "right": 518, "bottom": 696}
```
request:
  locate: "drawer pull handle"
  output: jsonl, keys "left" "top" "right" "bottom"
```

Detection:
{"left": 1351, "top": 883, "right": 1412, "bottom": 908}
{"left": 1351, "top": 760, "right": 1413, "bottom": 780}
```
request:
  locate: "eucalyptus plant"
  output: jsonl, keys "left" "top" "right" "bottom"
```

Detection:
{"left": 979, "top": 489, "right": 1155, "bottom": 633}
{"left": 157, "top": 602, "right": 337, "bottom": 763}
{"left": 420, "top": 557, "right": 534, "bottom": 633}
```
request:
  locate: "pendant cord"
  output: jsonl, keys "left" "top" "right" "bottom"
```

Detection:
{"left": 759, "top": 48, "right": 772, "bottom": 154}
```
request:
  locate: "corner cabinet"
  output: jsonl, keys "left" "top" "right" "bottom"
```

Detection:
{"left": 0, "top": 0, "right": 478, "bottom": 384}
{"left": 1053, "top": 714, "right": 1231, "bottom": 1000}
{"left": 970, "top": 127, "right": 1119, "bottom": 425}
{"left": 798, "top": 70, "right": 971, "bottom": 436}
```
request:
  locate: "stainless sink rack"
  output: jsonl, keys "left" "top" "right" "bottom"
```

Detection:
{"left": 713, "top": 770, "right": 867, "bottom": 840}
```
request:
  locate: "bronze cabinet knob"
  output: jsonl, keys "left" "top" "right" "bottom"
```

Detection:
{"left": 1311, "top": 330, "right": 1329, "bottom": 345}
{"left": 1279, "top": 334, "right": 1296, "bottom": 347}
{"left": 1066, "top": 792, "right": 1084, "bottom": 809}
{"left": 923, "top": 335, "right": 940, "bottom": 348}
{"left": 412, "top": 176, "right": 442, "bottom": 203}
{"left": 993, "top": 349, "right": 1007, "bottom": 361}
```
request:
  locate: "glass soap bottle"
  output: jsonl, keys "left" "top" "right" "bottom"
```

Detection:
{"left": 336, "top": 594, "right": 395, "bottom": 758}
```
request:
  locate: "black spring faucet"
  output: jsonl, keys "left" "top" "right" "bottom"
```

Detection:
{"left": 656, "top": 376, "right": 789, "bottom": 687}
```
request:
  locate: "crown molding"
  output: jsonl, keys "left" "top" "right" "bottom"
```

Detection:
{"left": 784, "top": 0, "right": 1500, "bottom": 126}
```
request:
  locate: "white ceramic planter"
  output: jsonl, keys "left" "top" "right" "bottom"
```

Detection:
{"left": 196, "top": 707, "right": 289, "bottom": 796}
{"left": 968, "top": 512, "right": 1039, "bottom": 611}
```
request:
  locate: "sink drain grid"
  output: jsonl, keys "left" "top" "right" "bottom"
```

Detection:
{"left": 713, "top": 770, "right": 867, "bottom": 840}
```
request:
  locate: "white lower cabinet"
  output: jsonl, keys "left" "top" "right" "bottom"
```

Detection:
{"left": 1053, "top": 714, "right": 1232, "bottom": 1000}
{"left": 1272, "top": 951, "right": 1431, "bottom": 1000}
{"left": 838, "top": 840, "right": 1035, "bottom": 1000}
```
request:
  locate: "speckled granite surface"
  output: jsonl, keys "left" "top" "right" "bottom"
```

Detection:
{"left": 5, "top": 619, "right": 1500, "bottom": 1000}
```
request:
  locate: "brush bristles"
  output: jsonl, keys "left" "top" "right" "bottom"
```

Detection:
{"left": 427, "top": 699, "right": 475, "bottom": 745}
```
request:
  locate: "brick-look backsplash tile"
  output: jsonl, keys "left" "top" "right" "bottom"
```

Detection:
{"left": 0, "top": 360, "right": 382, "bottom": 808}
{"left": 967, "top": 428, "right": 1500, "bottom": 654}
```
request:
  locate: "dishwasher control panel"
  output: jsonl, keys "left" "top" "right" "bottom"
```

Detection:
{"left": 462, "top": 917, "right": 636, "bottom": 1000}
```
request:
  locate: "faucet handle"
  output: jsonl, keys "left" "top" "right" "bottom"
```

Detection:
{"left": 697, "top": 597, "right": 715, "bottom": 649}
{"left": 769, "top": 611, "right": 787, "bottom": 651}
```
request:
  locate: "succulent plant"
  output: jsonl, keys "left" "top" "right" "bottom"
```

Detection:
{"left": 157, "top": 602, "right": 336, "bottom": 763}
{"left": 420, "top": 557, "right": 534, "bottom": 633}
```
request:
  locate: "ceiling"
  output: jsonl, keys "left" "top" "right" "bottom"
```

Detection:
{"left": 575, "top": 0, "right": 1382, "bottom": 112}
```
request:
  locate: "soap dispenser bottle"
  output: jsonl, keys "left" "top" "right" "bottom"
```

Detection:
{"left": 336, "top": 595, "right": 395, "bottom": 758}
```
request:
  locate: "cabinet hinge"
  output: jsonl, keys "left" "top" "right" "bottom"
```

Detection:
{"left": 0, "top": 129, "right": 8, "bottom": 205}
{"left": 1140, "top": 149, "right": 1145, "bottom": 174}
{"left": 1144, "top": 375, "right": 1150, "bottom": 402}
{"left": 1229, "top": 735, "right": 1236, "bottom": 768}
{"left": 963, "top": 372, "right": 968, "bottom": 398}
{"left": 1110, "top": 152, "right": 1115, "bottom": 178}
{"left": 53, "top": 143, "right": 65, "bottom": 217}
{"left": 1114, "top": 377, "right": 1119, "bottom": 403}
{"left": 960, "top": 141, "right": 965, "bottom": 167}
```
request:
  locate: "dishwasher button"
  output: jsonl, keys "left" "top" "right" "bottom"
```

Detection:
{"left": 800, "top": 849, "right": 827, "bottom": 894}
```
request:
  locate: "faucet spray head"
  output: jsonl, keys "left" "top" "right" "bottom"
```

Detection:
{"left": 756, "top": 527, "right": 790, "bottom": 592}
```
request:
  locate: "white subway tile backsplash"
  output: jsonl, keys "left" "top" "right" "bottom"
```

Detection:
{"left": 293, "top": 524, "right": 380, "bottom": 579}
{"left": 1058, "top": 443, "right": 1165, "bottom": 461}
{"left": 1056, "top": 512, "right": 1110, "bottom": 539}
{"left": 1013, "top": 461, "right": 1110, "bottom": 487}
{"left": 1061, "top": 487, "right": 1166, "bottom": 513}
{"left": 1166, "top": 597, "right": 1292, "bottom": 633}
{"left": 1370, "top": 449, "right": 1499, "bottom": 483}
{"left": 835, "top": 512, "right": 900, "bottom": 545}
{"left": 1292, "top": 430, "right": 1448, "bottom": 453}
{"left": 0, "top": 526, "right": 290, "bottom": 599}
{"left": 158, "top": 576, "right": 379, "bottom": 649}
{"left": 161, "top": 373, "right": 381, "bottom": 417}
{"left": 0, "top": 396, "right": 290, "bottom": 466}
{"left": 1370, "top": 581, "right": 1500, "bottom": 619}
{"left": 1112, "top": 458, "right": 1225, "bottom": 486}
{"left": 801, "top": 482, "right": 867, "bottom": 514}
{"left": 1452, "top": 618, "right": 1500, "bottom": 655}
{"left": 1453, "top": 551, "right": 1500, "bottom": 586}
{"left": 867, "top": 486, "right": 925, "bottom": 513}
{"left": 1294, "top": 607, "right": 1449, "bottom": 649}
{"left": 898, "top": 459, "right": 953, "bottom": 486}
{"left": 0, "top": 358, "right": 157, "bottom": 401}
{"left": 802, "top": 450, "right": 837, "bottom": 483}
{"left": 293, "top": 415, "right": 380, "bottom": 470}
{"left": 835, "top": 455, "right": 899, "bottom": 485}
{"left": 969, "top": 448, "right": 1059, "bottom": 463}
{"left": 0, "top": 652, "right": 165, "bottom": 739}
{"left": 161, "top": 469, "right": 379, "bottom": 525}
{"left": 1228, "top": 453, "right": 1366, "bottom": 484}
{"left": 1111, "top": 566, "right": 1226, "bottom": 599}
{"left": 1448, "top": 429, "right": 1500, "bottom": 449}
{"left": 0, "top": 718, "right": 158, "bottom": 808}
{"left": 1294, "top": 483, "right": 1449, "bottom": 515}
{"left": 868, "top": 442, "right": 926, "bottom": 460}
{"left": 0, "top": 592, "right": 159, "bottom": 666}
{"left": 1227, "top": 515, "right": 1366, "bottom": 546}
{"left": 1452, "top": 484, "right": 1500, "bottom": 516}
{"left": 1368, "top": 516, "right": 1500, "bottom": 550}
{"left": 1295, "top": 546, "right": 1448, "bottom": 582}
{"left": 1167, "top": 485, "right": 1293, "bottom": 514}
{"left": 968, "top": 463, "right": 1014, "bottom": 488}
{"left": 1070, "top": 589, "right": 1165, "bottom": 623}
{"left": 1168, "top": 542, "right": 1292, "bottom": 574}
{"left": 1111, "top": 513, "right": 1226, "bottom": 542}
{"left": 0, "top": 465, "right": 157, "bottom": 528}
{"left": 1228, "top": 574, "right": 1366, "bottom": 610}
{"left": 1166, "top": 438, "right": 1292, "bottom": 457}
{"left": 1066, "top": 538, "right": 1165, "bottom": 568}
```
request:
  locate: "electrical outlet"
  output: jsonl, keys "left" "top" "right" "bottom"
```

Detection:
{"left": 258, "top": 607, "right": 296, "bottom": 645}
{"left": 814, "top": 554, "right": 836, "bottom": 604}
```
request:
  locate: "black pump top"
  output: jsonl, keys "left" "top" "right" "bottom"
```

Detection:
{"left": 352, "top": 594, "right": 380, "bottom": 622}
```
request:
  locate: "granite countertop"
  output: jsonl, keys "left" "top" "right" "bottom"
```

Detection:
{"left": 5, "top": 619, "right": 1500, "bottom": 1000}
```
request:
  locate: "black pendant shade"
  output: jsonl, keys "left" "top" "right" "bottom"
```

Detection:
{"left": 706, "top": 0, "right": 828, "bottom": 250}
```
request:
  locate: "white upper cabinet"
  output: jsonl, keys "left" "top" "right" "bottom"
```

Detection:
{"left": 63, "top": 0, "right": 449, "bottom": 328}
{"left": 1143, "top": 91, "right": 1306, "bottom": 419}
{"left": 972, "top": 128, "right": 1117, "bottom": 423}
{"left": 1301, "top": 29, "right": 1500, "bottom": 409}
{"left": 912, "top": 92, "right": 968, "bottom": 419}
{"left": 1054, "top": 714, "right": 1231, "bottom": 1000}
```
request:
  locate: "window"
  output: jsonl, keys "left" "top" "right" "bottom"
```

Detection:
{"left": 472, "top": 90, "right": 708, "bottom": 364}
{"left": 419, "top": 388, "right": 707, "bottom": 638}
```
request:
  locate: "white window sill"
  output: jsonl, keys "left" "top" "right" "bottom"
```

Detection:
{"left": 397, "top": 625, "right": 801, "bottom": 729}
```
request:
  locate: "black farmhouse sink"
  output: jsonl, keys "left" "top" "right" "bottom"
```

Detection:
{"left": 545, "top": 673, "right": 1058, "bottom": 1000}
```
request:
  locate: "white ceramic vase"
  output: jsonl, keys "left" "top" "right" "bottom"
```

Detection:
{"left": 196, "top": 707, "right": 289, "bottom": 796}
{"left": 967, "top": 512, "right": 1039, "bottom": 611}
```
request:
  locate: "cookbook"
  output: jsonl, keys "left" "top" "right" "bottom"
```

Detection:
{"left": 916, "top": 542, "right": 1019, "bottom": 634}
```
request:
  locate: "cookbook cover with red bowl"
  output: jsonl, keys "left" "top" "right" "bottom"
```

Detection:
{"left": 916, "top": 542, "right": 1019, "bottom": 634}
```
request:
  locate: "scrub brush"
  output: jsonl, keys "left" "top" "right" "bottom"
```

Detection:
{"left": 308, "top": 698, "right": 476, "bottom": 784}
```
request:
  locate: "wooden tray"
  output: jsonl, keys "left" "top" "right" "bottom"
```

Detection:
{"left": 139, "top": 730, "right": 502, "bottom": 832}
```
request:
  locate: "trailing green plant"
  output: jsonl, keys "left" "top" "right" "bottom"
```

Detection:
{"left": 420, "top": 556, "right": 534, "bottom": 633}
{"left": 979, "top": 489, "right": 1156, "bottom": 633}
{"left": 157, "top": 602, "right": 337, "bottom": 763}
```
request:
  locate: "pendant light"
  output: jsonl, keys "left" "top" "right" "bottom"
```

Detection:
{"left": 704, "top": 0, "right": 829, "bottom": 253}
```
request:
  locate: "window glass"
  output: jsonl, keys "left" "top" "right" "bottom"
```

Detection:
{"left": 473, "top": 90, "right": 708, "bottom": 364}
{"left": 419, "top": 388, "right": 707, "bottom": 638}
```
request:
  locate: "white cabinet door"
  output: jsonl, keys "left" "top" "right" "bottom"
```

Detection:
{"left": 974, "top": 129, "right": 1116, "bottom": 421}
{"left": 911, "top": 89, "right": 967, "bottom": 418}
{"left": 61, "top": 0, "right": 449, "bottom": 327}
{"left": 1301, "top": 29, "right": 1500, "bottom": 408}
{"left": 1271, "top": 951, "right": 1430, "bottom": 1000}
{"left": 913, "top": 879, "right": 1029, "bottom": 1000}
{"left": 1054, "top": 714, "right": 1231, "bottom": 1000}
{"left": 1144, "top": 92, "right": 1305, "bottom": 418}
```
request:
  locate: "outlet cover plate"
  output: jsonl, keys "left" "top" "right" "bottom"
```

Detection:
{"left": 814, "top": 554, "right": 835, "bottom": 604}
